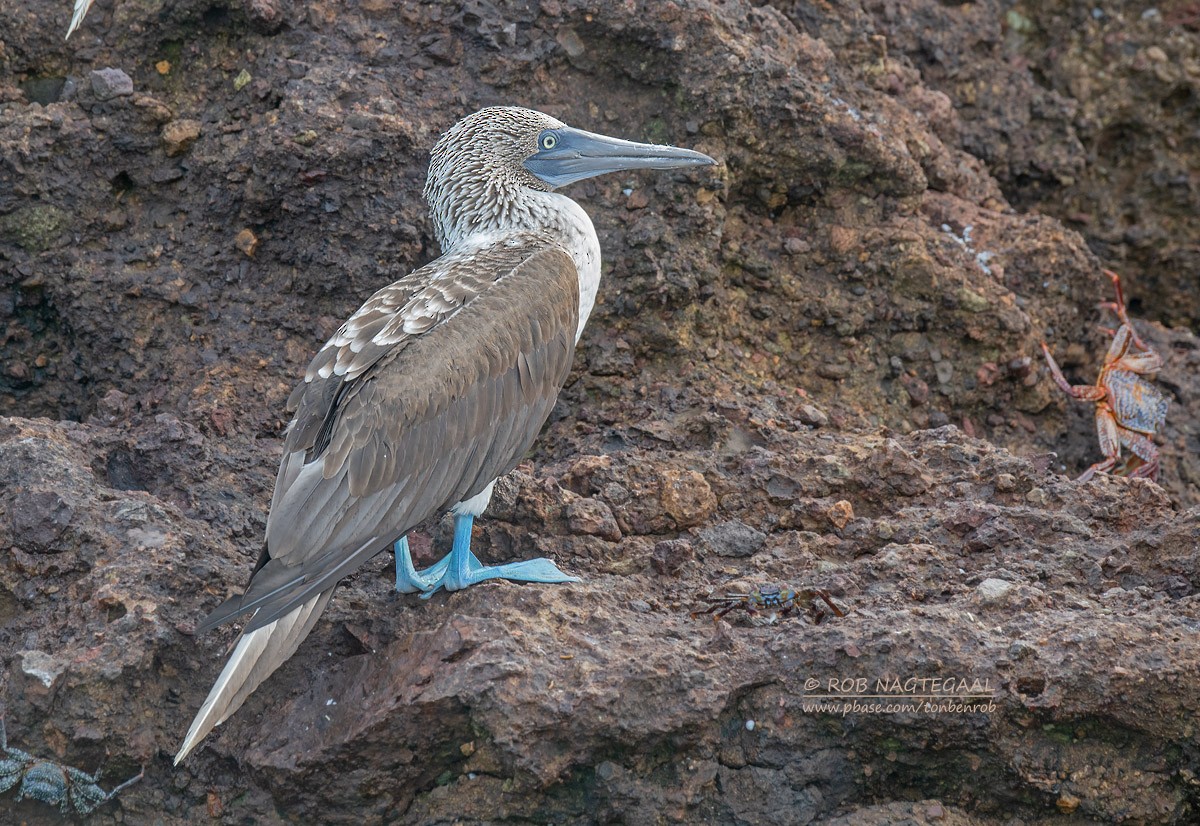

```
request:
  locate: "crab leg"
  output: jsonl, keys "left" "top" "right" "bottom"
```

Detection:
{"left": 1117, "top": 430, "right": 1161, "bottom": 481}
{"left": 1099, "top": 269, "right": 1149, "bottom": 351}
{"left": 1127, "top": 454, "right": 1160, "bottom": 480}
{"left": 1101, "top": 324, "right": 1163, "bottom": 376}
{"left": 1040, "top": 343, "right": 1106, "bottom": 401}
{"left": 1076, "top": 455, "right": 1119, "bottom": 482}
{"left": 815, "top": 591, "right": 846, "bottom": 617}
{"left": 103, "top": 767, "right": 144, "bottom": 800}
{"left": 1085, "top": 406, "right": 1124, "bottom": 477}
{"left": 1109, "top": 350, "right": 1163, "bottom": 375}
{"left": 1076, "top": 405, "right": 1125, "bottom": 482}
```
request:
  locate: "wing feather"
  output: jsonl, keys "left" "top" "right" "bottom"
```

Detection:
{"left": 200, "top": 239, "right": 579, "bottom": 635}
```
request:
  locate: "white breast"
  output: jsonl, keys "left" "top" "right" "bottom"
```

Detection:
{"left": 437, "top": 187, "right": 604, "bottom": 345}
{"left": 526, "top": 192, "right": 602, "bottom": 343}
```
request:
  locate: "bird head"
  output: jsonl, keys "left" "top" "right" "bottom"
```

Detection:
{"left": 424, "top": 106, "right": 715, "bottom": 246}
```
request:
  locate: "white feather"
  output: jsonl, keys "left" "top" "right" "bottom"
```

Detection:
{"left": 174, "top": 590, "right": 332, "bottom": 764}
{"left": 450, "top": 479, "right": 496, "bottom": 517}
{"left": 65, "top": 0, "right": 93, "bottom": 39}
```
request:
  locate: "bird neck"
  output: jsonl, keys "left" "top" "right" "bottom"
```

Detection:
{"left": 428, "top": 178, "right": 552, "bottom": 248}
{"left": 427, "top": 184, "right": 602, "bottom": 343}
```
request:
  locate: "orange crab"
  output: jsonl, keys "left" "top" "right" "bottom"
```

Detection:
{"left": 1040, "top": 270, "right": 1168, "bottom": 482}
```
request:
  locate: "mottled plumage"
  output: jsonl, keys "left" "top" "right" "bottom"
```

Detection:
{"left": 175, "top": 107, "right": 714, "bottom": 763}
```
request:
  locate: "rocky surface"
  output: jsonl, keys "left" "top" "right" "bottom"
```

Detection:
{"left": 1, "top": 0, "right": 1199, "bottom": 823}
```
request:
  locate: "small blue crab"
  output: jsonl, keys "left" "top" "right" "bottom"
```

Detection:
{"left": 0, "top": 717, "right": 143, "bottom": 816}
{"left": 691, "top": 585, "right": 845, "bottom": 625}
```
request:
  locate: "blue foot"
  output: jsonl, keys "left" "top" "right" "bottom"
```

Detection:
{"left": 394, "top": 535, "right": 450, "bottom": 594}
{"left": 394, "top": 515, "right": 580, "bottom": 599}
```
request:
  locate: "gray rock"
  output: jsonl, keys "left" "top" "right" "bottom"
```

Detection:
{"left": 975, "top": 578, "right": 1015, "bottom": 604}
{"left": 10, "top": 489, "right": 73, "bottom": 552}
{"left": 90, "top": 68, "right": 134, "bottom": 100}
{"left": 698, "top": 519, "right": 766, "bottom": 558}
{"left": 797, "top": 403, "right": 829, "bottom": 427}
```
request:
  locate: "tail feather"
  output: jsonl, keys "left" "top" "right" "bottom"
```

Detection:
{"left": 66, "top": 0, "right": 94, "bottom": 38}
{"left": 174, "top": 589, "right": 334, "bottom": 764}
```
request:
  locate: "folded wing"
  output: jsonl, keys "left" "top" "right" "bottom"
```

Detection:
{"left": 176, "top": 238, "right": 579, "bottom": 761}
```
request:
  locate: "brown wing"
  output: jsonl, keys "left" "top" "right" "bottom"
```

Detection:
{"left": 197, "top": 239, "right": 579, "bottom": 634}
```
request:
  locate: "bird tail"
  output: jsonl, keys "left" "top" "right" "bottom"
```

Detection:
{"left": 66, "top": 0, "right": 95, "bottom": 38}
{"left": 174, "top": 588, "right": 334, "bottom": 764}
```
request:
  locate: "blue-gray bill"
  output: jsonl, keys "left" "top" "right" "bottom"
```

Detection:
{"left": 524, "top": 126, "right": 717, "bottom": 189}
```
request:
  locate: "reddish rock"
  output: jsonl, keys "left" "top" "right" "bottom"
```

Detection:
{"left": 2, "top": 0, "right": 1200, "bottom": 822}
{"left": 659, "top": 469, "right": 717, "bottom": 530}
{"left": 565, "top": 497, "right": 621, "bottom": 541}
{"left": 651, "top": 538, "right": 693, "bottom": 575}
{"left": 161, "top": 119, "right": 201, "bottom": 156}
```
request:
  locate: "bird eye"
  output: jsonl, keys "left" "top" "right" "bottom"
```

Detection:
{"left": 540, "top": 132, "right": 558, "bottom": 150}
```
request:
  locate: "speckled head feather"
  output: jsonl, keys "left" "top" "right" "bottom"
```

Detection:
{"left": 424, "top": 107, "right": 565, "bottom": 248}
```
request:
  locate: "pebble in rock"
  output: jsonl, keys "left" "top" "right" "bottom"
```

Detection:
{"left": 90, "top": 68, "right": 134, "bottom": 100}
{"left": 162, "top": 120, "right": 202, "bottom": 156}
{"left": 699, "top": 520, "right": 766, "bottom": 558}
{"left": 975, "top": 578, "right": 1015, "bottom": 604}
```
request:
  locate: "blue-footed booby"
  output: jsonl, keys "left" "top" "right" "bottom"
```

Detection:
{"left": 175, "top": 106, "right": 715, "bottom": 762}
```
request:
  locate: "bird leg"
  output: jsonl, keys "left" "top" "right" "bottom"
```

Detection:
{"left": 395, "top": 515, "right": 579, "bottom": 598}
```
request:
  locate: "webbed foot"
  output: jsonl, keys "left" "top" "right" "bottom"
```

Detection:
{"left": 393, "top": 516, "right": 579, "bottom": 598}
{"left": 394, "top": 536, "right": 450, "bottom": 594}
